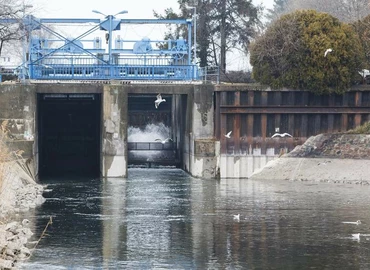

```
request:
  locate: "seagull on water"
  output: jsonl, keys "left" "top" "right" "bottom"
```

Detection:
{"left": 155, "top": 138, "right": 173, "bottom": 144}
{"left": 342, "top": 220, "right": 361, "bottom": 225}
{"left": 233, "top": 214, "right": 240, "bottom": 221}
{"left": 225, "top": 131, "right": 232, "bottom": 138}
{"left": 271, "top": 132, "right": 292, "bottom": 138}
{"left": 324, "top": 48, "right": 333, "bottom": 57}
{"left": 155, "top": 94, "right": 166, "bottom": 109}
{"left": 351, "top": 233, "right": 361, "bottom": 241}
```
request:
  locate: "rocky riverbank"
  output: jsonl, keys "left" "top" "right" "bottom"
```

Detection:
{"left": 250, "top": 133, "right": 370, "bottom": 183}
{"left": 0, "top": 160, "right": 45, "bottom": 269}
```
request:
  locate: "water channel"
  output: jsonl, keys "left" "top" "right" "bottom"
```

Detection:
{"left": 19, "top": 168, "right": 370, "bottom": 269}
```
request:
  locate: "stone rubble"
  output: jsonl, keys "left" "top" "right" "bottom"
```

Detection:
{"left": 0, "top": 161, "right": 46, "bottom": 269}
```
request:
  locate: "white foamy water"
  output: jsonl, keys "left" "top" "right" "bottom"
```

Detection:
{"left": 128, "top": 123, "right": 170, "bottom": 142}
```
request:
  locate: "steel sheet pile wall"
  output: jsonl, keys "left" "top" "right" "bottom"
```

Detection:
{"left": 215, "top": 85, "right": 370, "bottom": 160}
{"left": 215, "top": 87, "right": 370, "bottom": 155}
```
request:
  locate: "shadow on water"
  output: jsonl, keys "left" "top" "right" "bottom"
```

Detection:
{"left": 20, "top": 169, "right": 370, "bottom": 269}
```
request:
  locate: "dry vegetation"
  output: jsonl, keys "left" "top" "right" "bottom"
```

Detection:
{"left": 0, "top": 120, "right": 11, "bottom": 193}
{"left": 347, "top": 121, "right": 370, "bottom": 134}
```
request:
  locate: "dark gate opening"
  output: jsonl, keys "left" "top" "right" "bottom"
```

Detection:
{"left": 38, "top": 93, "right": 101, "bottom": 178}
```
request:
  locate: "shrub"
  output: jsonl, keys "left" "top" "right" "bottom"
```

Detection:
{"left": 250, "top": 10, "right": 365, "bottom": 95}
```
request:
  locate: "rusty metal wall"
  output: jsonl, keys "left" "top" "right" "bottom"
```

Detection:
{"left": 215, "top": 88, "right": 370, "bottom": 155}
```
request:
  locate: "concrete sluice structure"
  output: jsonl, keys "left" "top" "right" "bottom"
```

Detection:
{"left": 1, "top": 82, "right": 370, "bottom": 180}
{"left": 0, "top": 82, "right": 218, "bottom": 180}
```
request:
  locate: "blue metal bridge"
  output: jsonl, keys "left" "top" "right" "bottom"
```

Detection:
{"left": 2, "top": 11, "right": 202, "bottom": 81}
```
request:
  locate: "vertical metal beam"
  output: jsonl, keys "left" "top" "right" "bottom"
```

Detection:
{"left": 220, "top": 113, "right": 227, "bottom": 154}
{"left": 234, "top": 114, "right": 241, "bottom": 154}
{"left": 248, "top": 91, "right": 254, "bottom": 106}
{"left": 275, "top": 92, "right": 282, "bottom": 105}
{"left": 301, "top": 114, "right": 308, "bottom": 138}
{"left": 261, "top": 114, "right": 267, "bottom": 154}
{"left": 355, "top": 91, "right": 362, "bottom": 106}
{"left": 261, "top": 92, "right": 268, "bottom": 106}
{"left": 275, "top": 114, "right": 281, "bottom": 133}
{"left": 234, "top": 91, "right": 240, "bottom": 106}
{"left": 315, "top": 115, "right": 321, "bottom": 134}
{"left": 355, "top": 114, "right": 361, "bottom": 127}
{"left": 215, "top": 92, "right": 221, "bottom": 140}
{"left": 328, "top": 114, "right": 334, "bottom": 133}
{"left": 341, "top": 114, "right": 348, "bottom": 131}
{"left": 247, "top": 114, "right": 254, "bottom": 154}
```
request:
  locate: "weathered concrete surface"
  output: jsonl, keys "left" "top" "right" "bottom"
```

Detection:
{"left": 0, "top": 82, "right": 221, "bottom": 179}
{"left": 250, "top": 134, "right": 370, "bottom": 183}
{"left": 102, "top": 84, "right": 128, "bottom": 178}
{"left": 186, "top": 84, "right": 220, "bottom": 179}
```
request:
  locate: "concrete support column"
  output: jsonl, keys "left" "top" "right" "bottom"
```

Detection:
{"left": 102, "top": 85, "right": 128, "bottom": 178}
{"left": 189, "top": 85, "right": 217, "bottom": 179}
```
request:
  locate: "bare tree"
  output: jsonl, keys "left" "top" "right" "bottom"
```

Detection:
{"left": 283, "top": 0, "right": 370, "bottom": 22}
{"left": 0, "top": 0, "right": 25, "bottom": 56}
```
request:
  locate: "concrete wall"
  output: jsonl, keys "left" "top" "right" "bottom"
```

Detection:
{"left": 102, "top": 84, "right": 128, "bottom": 178}
{"left": 0, "top": 84, "right": 36, "bottom": 179}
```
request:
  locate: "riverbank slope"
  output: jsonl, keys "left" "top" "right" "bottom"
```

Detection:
{"left": 0, "top": 160, "right": 45, "bottom": 268}
{"left": 250, "top": 133, "right": 370, "bottom": 183}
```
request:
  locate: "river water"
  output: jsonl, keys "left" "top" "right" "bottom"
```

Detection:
{"left": 19, "top": 168, "right": 370, "bottom": 269}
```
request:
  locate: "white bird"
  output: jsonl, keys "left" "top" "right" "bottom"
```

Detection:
{"left": 324, "top": 48, "right": 333, "bottom": 57}
{"left": 21, "top": 219, "right": 30, "bottom": 227}
{"left": 155, "top": 138, "right": 173, "bottom": 144}
{"left": 233, "top": 214, "right": 240, "bottom": 221}
{"left": 271, "top": 132, "right": 292, "bottom": 138}
{"left": 342, "top": 220, "right": 361, "bottom": 225}
{"left": 351, "top": 233, "right": 361, "bottom": 241}
{"left": 225, "top": 131, "right": 232, "bottom": 138}
{"left": 154, "top": 94, "right": 166, "bottom": 109}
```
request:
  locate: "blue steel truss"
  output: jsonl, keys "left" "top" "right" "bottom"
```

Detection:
{"left": 2, "top": 14, "right": 198, "bottom": 81}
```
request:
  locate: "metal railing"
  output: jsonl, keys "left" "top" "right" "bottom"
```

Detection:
{"left": 30, "top": 62, "right": 198, "bottom": 81}
{"left": 127, "top": 141, "right": 176, "bottom": 151}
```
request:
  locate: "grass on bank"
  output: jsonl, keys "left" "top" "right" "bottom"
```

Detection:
{"left": 347, "top": 121, "right": 370, "bottom": 134}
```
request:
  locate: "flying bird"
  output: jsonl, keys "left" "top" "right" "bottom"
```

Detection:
{"left": 271, "top": 132, "right": 292, "bottom": 138}
{"left": 233, "top": 214, "right": 240, "bottom": 221}
{"left": 225, "top": 131, "right": 232, "bottom": 138}
{"left": 154, "top": 94, "right": 166, "bottom": 109}
{"left": 342, "top": 220, "right": 361, "bottom": 225}
{"left": 155, "top": 138, "right": 173, "bottom": 144}
{"left": 324, "top": 48, "right": 333, "bottom": 57}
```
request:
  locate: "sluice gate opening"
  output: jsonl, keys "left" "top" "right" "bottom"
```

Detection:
{"left": 38, "top": 93, "right": 101, "bottom": 178}
{"left": 127, "top": 94, "right": 184, "bottom": 167}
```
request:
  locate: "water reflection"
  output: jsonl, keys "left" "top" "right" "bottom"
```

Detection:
{"left": 20, "top": 169, "right": 370, "bottom": 269}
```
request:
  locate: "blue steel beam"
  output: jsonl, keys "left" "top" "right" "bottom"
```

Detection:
{"left": 38, "top": 18, "right": 189, "bottom": 25}
{"left": 40, "top": 18, "right": 101, "bottom": 24}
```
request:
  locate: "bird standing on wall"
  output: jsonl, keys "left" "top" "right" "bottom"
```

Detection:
{"left": 271, "top": 132, "right": 292, "bottom": 138}
{"left": 225, "top": 131, "right": 232, "bottom": 138}
{"left": 324, "top": 48, "right": 333, "bottom": 57}
{"left": 155, "top": 94, "right": 166, "bottom": 108}
{"left": 155, "top": 138, "right": 173, "bottom": 144}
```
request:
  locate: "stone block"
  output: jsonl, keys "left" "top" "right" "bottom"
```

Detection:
{"left": 194, "top": 139, "right": 215, "bottom": 157}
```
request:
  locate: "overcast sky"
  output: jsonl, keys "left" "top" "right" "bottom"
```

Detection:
{"left": 30, "top": 0, "right": 274, "bottom": 18}
{"left": 27, "top": 0, "right": 274, "bottom": 71}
